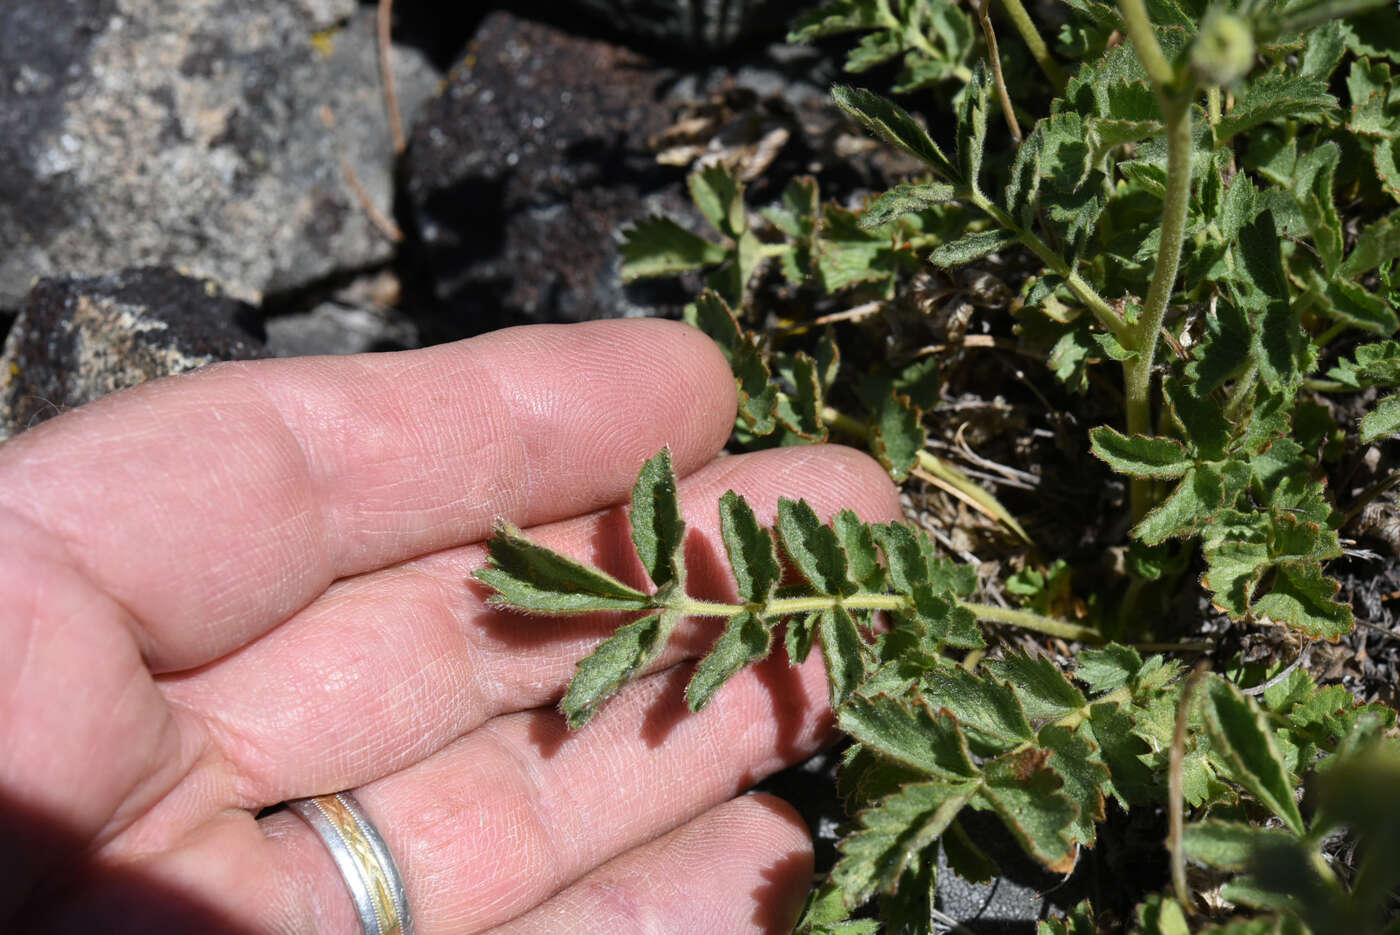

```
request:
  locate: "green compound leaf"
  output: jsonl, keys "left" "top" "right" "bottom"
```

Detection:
{"left": 1291, "top": 142, "right": 1344, "bottom": 275}
{"left": 776, "top": 352, "right": 829, "bottom": 441}
{"left": 1253, "top": 560, "right": 1354, "bottom": 640}
{"left": 688, "top": 289, "right": 743, "bottom": 349}
{"left": 860, "top": 181, "right": 958, "bottom": 229}
{"left": 688, "top": 163, "right": 747, "bottom": 239}
{"left": 1201, "top": 676, "right": 1306, "bottom": 835}
{"left": 1166, "top": 379, "right": 1233, "bottom": 461}
{"left": 862, "top": 386, "right": 927, "bottom": 482}
{"left": 1340, "top": 209, "right": 1400, "bottom": 278}
{"left": 777, "top": 498, "right": 858, "bottom": 597}
{"left": 1361, "top": 393, "right": 1400, "bottom": 442}
{"left": 1039, "top": 724, "right": 1110, "bottom": 845}
{"left": 476, "top": 522, "right": 652, "bottom": 614}
{"left": 1317, "top": 277, "right": 1399, "bottom": 335}
{"left": 687, "top": 610, "right": 772, "bottom": 711}
{"left": 1328, "top": 340, "right": 1400, "bottom": 388}
{"left": 619, "top": 216, "right": 728, "bottom": 281}
{"left": 1186, "top": 300, "right": 1252, "bottom": 397}
{"left": 786, "top": 611, "right": 820, "bottom": 664}
{"left": 1074, "top": 643, "right": 1146, "bottom": 694}
{"left": 1215, "top": 72, "right": 1338, "bottom": 144}
{"left": 832, "top": 85, "right": 959, "bottom": 181}
{"left": 975, "top": 749, "right": 1079, "bottom": 872}
{"left": 929, "top": 229, "right": 1019, "bottom": 267}
{"left": 732, "top": 335, "right": 779, "bottom": 435}
{"left": 831, "top": 780, "right": 975, "bottom": 907}
{"left": 841, "top": 692, "right": 980, "bottom": 780}
{"left": 1089, "top": 427, "right": 1194, "bottom": 479}
{"left": 787, "top": 0, "right": 882, "bottom": 42}
{"left": 922, "top": 663, "right": 1035, "bottom": 754}
{"left": 820, "top": 605, "right": 871, "bottom": 708}
{"left": 562, "top": 609, "right": 679, "bottom": 728}
{"left": 718, "top": 490, "right": 782, "bottom": 604}
{"left": 835, "top": 510, "right": 885, "bottom": 592}
{"left": 1201, "top": 536, "right": 1271, "bottom": 618}
{"left": 630, "top": 448, "right": 686, "bottom": 590}
{"left": 983, "top": 654, "right": 1088, "bottom": 720}
{"left": 1236, "top": 211, "right": 1315, "bottom": 390}
{"left": 958, "top": 62, "right": 992, "bottom": 194}
{"left": 1132, "top": 464, "right": 1228, "bottom": 545}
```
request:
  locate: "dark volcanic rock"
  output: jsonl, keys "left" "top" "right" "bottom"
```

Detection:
{"left": 0, "top": 268, "right": 266, "bottom": 440}
{"left": 401, "top": 11, "right": 694, "bottom": 340}
{"left": 0, "top": 0, "right": 439, "bottom": 308}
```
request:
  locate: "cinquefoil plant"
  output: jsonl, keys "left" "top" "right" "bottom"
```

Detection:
{"left": 486, "top": 0, "right": 1400, "bottom": 929}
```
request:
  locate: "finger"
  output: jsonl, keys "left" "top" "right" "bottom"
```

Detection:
{"left": 0, "top": 319, "right": 736, "bottom": 671}
{"left": 156, "top": 445, "right": 900, "bottom": 816}
{"left": 301, "top": 631, "right": 842, "bottom": 934}
{"left": 488, "top": 794, "right": 812, "bottom": 935}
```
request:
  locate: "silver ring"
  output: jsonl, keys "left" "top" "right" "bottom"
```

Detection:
{"left": 287, "top": 791, "right": 415, "bottom": 935}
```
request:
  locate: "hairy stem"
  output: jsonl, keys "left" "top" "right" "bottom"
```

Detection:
{"left": 976, "top": 197, "right": 1131, "bottom": 341}
{"left": 996, "top": 0, "right": 1065, "bottom": 90}
{"left": 1118, "top": 0, "right": 1194, "bottom": 522}
{"left": 679, "top": 594, "right": 1102, "bottom": 643}
{"left": 1221, "top": 360, "right": 1258, "bottom": 422}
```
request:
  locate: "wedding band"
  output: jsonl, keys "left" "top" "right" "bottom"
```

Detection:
{"left": 287, "top": 791, "right": 415, "bottom": 935}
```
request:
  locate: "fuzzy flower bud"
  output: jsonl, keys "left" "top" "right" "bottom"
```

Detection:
{"left": 1191, "top": 9, "right": 1256, "bottom": 86}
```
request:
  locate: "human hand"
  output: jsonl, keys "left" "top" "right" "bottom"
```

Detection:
{"left": 0, "top": 319, "right": 901, "bottom": 934}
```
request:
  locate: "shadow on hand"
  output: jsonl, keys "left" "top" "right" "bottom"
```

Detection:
{"left": 2, "top": 789, "right": 261, "bottom": 934}
{"left": 750, "top": 838, "right": 816, "bottom": 935}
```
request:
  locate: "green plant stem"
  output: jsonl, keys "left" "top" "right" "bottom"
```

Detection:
{"left": 1117, "top": 0, "right": 1177, "bottom": 89}
{"left": 996, "top": 0, "right": 1065, "bottom": 90}
{"left": 1304, "top": 377, "right": 1345, "bottom": 393}
{"left": 1222, "top": 361, "right": 1258, "bottom": 421}
{"left": 1117, "top": 0, "right": 1194, "bottom": 523}
{"left": 976, "top": 197, "right": 1131, "bottom": 341}
{"left": 821, "top": 406, "right": 1035, "bottom": 545}
{"left": 679, "top": 594, "right": 1102, "bottom": 643}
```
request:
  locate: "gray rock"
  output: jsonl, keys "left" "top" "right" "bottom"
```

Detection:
{"left": 0, "top": 1, "right": 440, "bottom": 309}
{"left": 298, "top": 0, "right": 358, "bottom": 31}
{"left": 263, "top": 271, "right": 420, "bottom": 357}
{"left": 401, "top": 11, "right": 697, "bottom": 339}
{"left": 0, "top": 268, "right": 265, "bottom": 440}
{"left": 572, "top": 0, "right": 813, "bottom": 49}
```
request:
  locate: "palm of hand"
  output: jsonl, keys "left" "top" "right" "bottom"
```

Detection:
{"left": 0, "top": 320, "right": 900, "bottom": 934}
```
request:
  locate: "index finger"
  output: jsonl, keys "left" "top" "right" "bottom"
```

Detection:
{"left": 0, "top": 319, "right": 737, "bottom": 671}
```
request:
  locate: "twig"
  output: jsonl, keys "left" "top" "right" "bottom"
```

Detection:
{"left": 974, "top": 0, "right": 1022, "bottom": 143}
{"left": 1239, "top": 647, "right": 1309, "bottom": 696}
{"left": 340, "top": 157, "right": 404, "bottom": 243}
{"left": 1169, "top": 663, "right": 1209, "bottom": 911}
{"left": 378, "top": 0, "right": 406, "bottom": 155}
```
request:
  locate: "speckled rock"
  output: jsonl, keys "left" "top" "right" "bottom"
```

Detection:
{"left": 401, "top": 11, "right": 694, "bottom": 339}
{"left": 0, "top": 268, "right": 265, "bottom": 440}
{"left": 0, "top": 0, "right": 440, "bottom": 309}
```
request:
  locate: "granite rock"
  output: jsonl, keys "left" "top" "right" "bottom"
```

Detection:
{"left": 0, "top": 0, "right": 440, "bottom": 309}
{"left": 401, "top": 11, "right": 695, "bottom": 339}
{"left": 0, "top": 268, "right": 266, "bottom": 440}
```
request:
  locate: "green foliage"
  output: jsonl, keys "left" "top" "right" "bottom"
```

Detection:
{"left": 493, "top": 0, "right": 1400, "bottom": 929}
